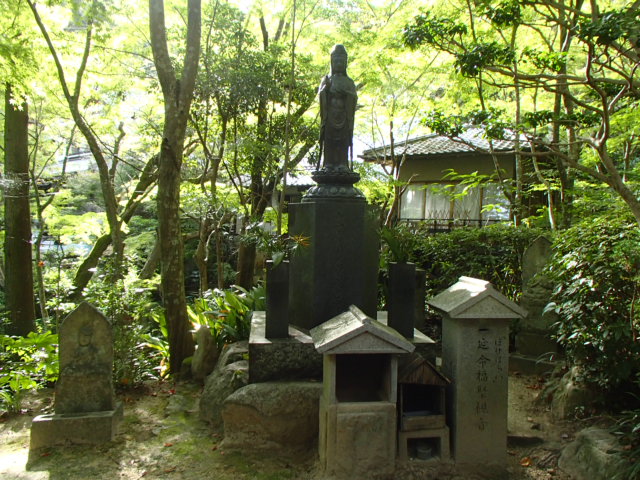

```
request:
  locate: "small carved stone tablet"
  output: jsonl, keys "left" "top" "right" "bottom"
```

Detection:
{"left": 55, "top": 302, "right": 115, "bottom": 414}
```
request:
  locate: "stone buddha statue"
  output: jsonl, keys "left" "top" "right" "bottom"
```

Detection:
{"left": 318, "top": 44, "right": 357, "bottom": 171}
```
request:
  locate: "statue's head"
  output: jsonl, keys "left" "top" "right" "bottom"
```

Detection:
{"left": 330, "top": 44, "right": 348, "bottom": 74}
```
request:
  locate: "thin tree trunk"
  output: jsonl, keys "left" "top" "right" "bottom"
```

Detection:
{"left": 149, "top": 0, "right": 201, "bottom": 374}
{"left": 3, "top": 85, "right": 36, "bottom": 336}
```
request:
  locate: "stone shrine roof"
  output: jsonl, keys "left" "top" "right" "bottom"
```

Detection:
{"left": 428, "top": 276, "right": 527, "bottom": 320}
{"left": 310, "top": 305, "right": 415, "bottom": 355}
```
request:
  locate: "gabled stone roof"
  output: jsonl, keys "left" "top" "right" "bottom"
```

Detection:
{"left": 359, "top": 127, "right": 526, "bottom": 162}
{"left": 310, "top": 305, "right": 415, "bottom": 355}
{"left": 428, "top": 276, "right": 527, "bottom": 320}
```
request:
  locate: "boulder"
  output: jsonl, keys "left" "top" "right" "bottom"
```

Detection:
{"left": 199, "top": 342, "right": 249, "bottom": 427}
{"left": 558, "top": 427, "right": 625, "bottom": 480}
{"left": 221, "top": 381, "right": 322, "bottom": 454}
{"left": 191, "top": 326, "right": 220, "bottom": 383}
{"left": 550, "top": 366, "right": 595, "bottom": 419}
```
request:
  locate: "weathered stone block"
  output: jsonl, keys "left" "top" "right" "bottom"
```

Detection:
{"left": 55, "top": 302, "right": 115, "bottom": 414}
{"left": 191, "top": 325, "right": 220, "bottom": 383}
{"left": 249, "top": 312, "right": 322, "bottom": 383}
{"left": 221, "top": 381, "right": 322, "bottom": 454}
{"left": 30, "top": 402, "right": 123, "bottom": 451}
{"left": 321, "top": 402, "right": 396, "bottom": 478}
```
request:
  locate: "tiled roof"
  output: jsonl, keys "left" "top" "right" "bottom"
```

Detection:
{"left": 359, "top": 128, "right": 524, "bottom": 162}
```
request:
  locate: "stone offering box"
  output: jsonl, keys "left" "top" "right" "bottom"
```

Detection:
{"left": 397, "top": 353, "right": 451, "bottom": 461}
{"left": 311, "top": 305, "right": 414, "bottom": 478}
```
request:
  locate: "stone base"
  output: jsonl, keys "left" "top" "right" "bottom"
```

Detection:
{"left": 30, "top": 402, "right": 123, "bottom": 451}
{"left": 249, "top": 312, "right": 437, "bottom": 383}
{"left": 320, "top": 399, "right": 396, "bottom": 478}
{"left": 509, "top": 353, "right": 561, "bottom": 375}
{"left": 249, "top": 312, "right": 322, "bottom": 383}
{"left": 398, "top": 426, "right": 450, "bottom": 462}
{"left": 222, "top": 381, "right": 322, "bottom": 455}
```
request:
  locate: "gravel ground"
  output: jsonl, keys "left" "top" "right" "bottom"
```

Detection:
{"left": 0, "top": 374, "right": 579, "bottom": 480}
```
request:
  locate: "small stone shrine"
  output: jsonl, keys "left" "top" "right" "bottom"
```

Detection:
{"left": 30, "top": 302, "right": 122, "bottom": 452}
{"left": 397, "top": 353, "right": 451, "bottom": 462}
{"left": 428, "top": 277, "right": 526, "bottom": 465}
{"left": 310, "top": 305, "right": 414, "bottom": 478}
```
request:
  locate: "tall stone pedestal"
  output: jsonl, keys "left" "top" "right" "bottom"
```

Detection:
{"left": 289, "top": 173, "right": 378, "bottom": 330}
{"left": 428, "top": 277, "right": 526, "bottom": 466}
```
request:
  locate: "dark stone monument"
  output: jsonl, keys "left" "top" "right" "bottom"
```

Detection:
{"left": 30, "top": 302, "right": 122, "bottom": 453}
{"left": 288, "top": 44, "right": 379, "bottom": 330}
{"left": 265, "top": 260, "right": 289, "bottom": 339}
{"left": 388, "top": 262, "right": 417, "bottom": 339}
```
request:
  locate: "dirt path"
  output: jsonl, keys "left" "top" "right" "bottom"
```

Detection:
{"left": 0, "top": 374, "right": 578, "bottom": 480}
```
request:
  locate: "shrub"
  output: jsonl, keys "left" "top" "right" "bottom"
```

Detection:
{"left": 381, "top": 223, "right": 544, "bottom": 302}
{"left": 83, "top": 258, "right": 162, "bottom": 385}
{"left": 0, "top": 331, "right": 58, "bottom": 413}
{"left": 546, "top": 216, "right": 640, "bottom": 393}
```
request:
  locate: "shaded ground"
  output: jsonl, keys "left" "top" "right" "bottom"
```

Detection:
{"left": 1, "top": 374, "right": 583, "bottom": 480}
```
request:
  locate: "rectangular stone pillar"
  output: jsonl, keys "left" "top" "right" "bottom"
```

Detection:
{"left": 428, "top": 277, "right": 526, "bottom": 466}
{"left": 288, "top": 200, "right": 378, "bottom": 330}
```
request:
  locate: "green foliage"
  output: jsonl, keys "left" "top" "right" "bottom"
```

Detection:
{"left": 577, "top": 8, "right": 640, "bottom": 45}
{"left": 403, "top": 13, "right": 467, "bottom": 49}
{"left": 546, "top": 217, "right": 640, "bottom": 392}
{"left": 381, "top": 224, "right": 544, "bottom": 302}
{"left": 455, "top": 42, "right": 515, "bottom": 77}
{"left": 0, "top": 331, "right": 58, "bottom": 413}
{"left": 613, "top": 400, "right": 640, "bottom": 480}
{"left": 83, "top": 259, "right": 161, "bottom": 385}
{"left": 139, "top": 309, "right": 170, "bottom": 378}
{"left": 188, "top": 285, "right": 266, "bottom": 348}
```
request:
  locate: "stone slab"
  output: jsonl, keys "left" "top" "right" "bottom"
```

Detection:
{"left": 30, "top": 402, "right": 123, "bottom": 451}
{"left": 55, "top": 302, "right": 115, "bottom": 414}
{"left": 249, "top": 312, "right": 322, "bottom": 383}
{"left": 558, "top": 427, "right": 625, "bottom": 480}
{"left": 442, "top": 316, "right": 509, "bottom": 465}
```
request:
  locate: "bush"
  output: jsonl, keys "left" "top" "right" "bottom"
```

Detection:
{"left": 546, "top": 216, "right": 640, "bottom": 394}
{"left": 0, "top": 331, "right": 58, "bottom": 413}
{"left": 188, "top": 284, "right": 266, "bottom": 347}
{"left": 381, "top": 223, "right": 545, "bottom": 302}
{"left": 83, "top": 258, "right": 162, "bottom": 385}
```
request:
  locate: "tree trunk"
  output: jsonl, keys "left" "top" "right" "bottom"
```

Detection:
{"left": 236, "top": 241, "right": 257, "bottom": 289}
{"left": 3, "top": 85, "right": 36, "bottom": 336}
{"left": 149, "top": 0, "right": 201, "bottom": 374}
